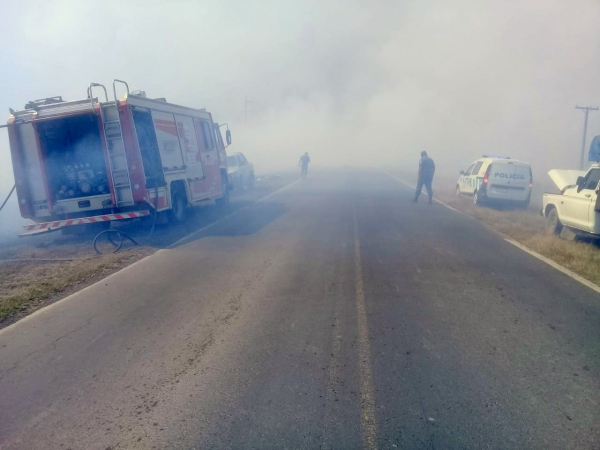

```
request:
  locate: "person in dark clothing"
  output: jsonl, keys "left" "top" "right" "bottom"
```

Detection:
{"left": 414, "top": 151, "right": 435, "bottom": 204}
{"left": 299, "top": 152, "right": 311, "bottom": 179}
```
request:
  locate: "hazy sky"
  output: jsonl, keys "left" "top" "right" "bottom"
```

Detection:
{"left": 1, "top": 0, "right": 600, "bottom": 229}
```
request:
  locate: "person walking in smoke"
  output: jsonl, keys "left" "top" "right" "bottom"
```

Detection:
{"left": 413, "top": 151, "right": 435, "bottom": 204}
{"left": 299, "top": 152, "right": 311, "bottom": 179}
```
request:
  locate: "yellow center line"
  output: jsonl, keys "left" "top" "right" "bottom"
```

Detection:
{"left": 353, "top": 202, "right": 379, "bottom": 450}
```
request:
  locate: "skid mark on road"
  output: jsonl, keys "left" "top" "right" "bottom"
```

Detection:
{"left": 353, "top": 202, "right": 379, "bottom": 450}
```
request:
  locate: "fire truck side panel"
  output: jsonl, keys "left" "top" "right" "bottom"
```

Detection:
{"left": 118, "top": 104, "right": 147, "bottom": 204}
{"left": 151, "top": 111, "right": 186, "bottom": 171}
{"left": 15, "top": 123, "right": 51, "bottom": 219}
{"left": 195, "top": 117, "right": 222, "bottom": 198}
{"left": 175, "top": 114, "right": 207, "bottom": 203}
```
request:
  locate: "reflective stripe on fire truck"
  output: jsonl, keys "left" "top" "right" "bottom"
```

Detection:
{"left": 20, "top": 210, "right": 150, "bottom": 236}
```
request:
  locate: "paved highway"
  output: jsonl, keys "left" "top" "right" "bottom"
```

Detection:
{"left": 0, "top": 169, "right": 598, "bottom": 449}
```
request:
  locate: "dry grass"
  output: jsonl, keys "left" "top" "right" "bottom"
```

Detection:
{"left": 0, "top": 249, "right": 151, "bottom": 322}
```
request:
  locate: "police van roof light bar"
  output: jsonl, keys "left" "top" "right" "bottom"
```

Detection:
{"left": 482, "top": 155, "right": 511, "bottom": 159}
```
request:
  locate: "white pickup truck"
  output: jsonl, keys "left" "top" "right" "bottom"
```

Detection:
{"left": 542, "top": 165, "right": 600, "bottom": 238}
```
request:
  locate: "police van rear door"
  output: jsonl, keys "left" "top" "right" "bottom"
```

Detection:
{"left": 487, "top": 160, "right": 513, "bottom": 201}
{"left": 509, "top": 163, "right": 531, "bottom": 201}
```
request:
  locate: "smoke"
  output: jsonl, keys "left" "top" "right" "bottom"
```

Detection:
{"left": 1, "top": 0, "right": 600, "bottom": 231}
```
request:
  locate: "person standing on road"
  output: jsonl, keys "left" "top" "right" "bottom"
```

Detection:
{"left": 299, "top": 152, "right": 311, "bottom": 179}
{"left": 414, "top": 151, "right": 435, "bottom": 204}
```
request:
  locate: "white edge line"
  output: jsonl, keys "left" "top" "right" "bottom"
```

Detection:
{"left": 504, "top": 238, "right": 600, "bottom": 295}
{"left": 380, "top": 168, "right": 600, "bottom": 295}
{"left": 0, "top": 253, "right": 156, "bottom": 335}
{"left": 0, "top": 175, "right": 308, "bottom": 336}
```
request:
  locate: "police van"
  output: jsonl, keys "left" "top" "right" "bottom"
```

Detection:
{"left": 456, "top": 156, "right": 533, "bottom": 207}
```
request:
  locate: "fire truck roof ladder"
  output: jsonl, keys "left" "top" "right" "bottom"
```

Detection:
{"left": 91, "top": 81, "right": 135, "bottom": 208}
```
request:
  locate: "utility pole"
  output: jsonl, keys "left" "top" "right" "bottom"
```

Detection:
{"left": 575, "top": 105, "right": 599, "bottom": 170}
{"left": 244, "top": 97, "right": 252, "bottom": 124}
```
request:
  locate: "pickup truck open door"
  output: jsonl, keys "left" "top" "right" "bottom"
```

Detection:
{"left": 563, "top": 168, "right": 600, "bottom": 232}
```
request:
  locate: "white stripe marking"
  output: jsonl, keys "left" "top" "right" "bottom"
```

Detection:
{"left": 381, "top": 168, "right": 600, "bottom": 296}
{"left": 504, "top": 238, "right": 600, "bottom": 295}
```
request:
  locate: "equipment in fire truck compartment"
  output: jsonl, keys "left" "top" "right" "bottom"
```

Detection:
{"left": 37, "top": 115, "right": 108, "bottom": 201}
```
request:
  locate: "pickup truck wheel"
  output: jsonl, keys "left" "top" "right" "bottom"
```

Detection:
{"left": 247, "top": 173, "right": 255, "bottom": 190}
{"left": 545, "top": 208, "right": 562, "bottom": 236}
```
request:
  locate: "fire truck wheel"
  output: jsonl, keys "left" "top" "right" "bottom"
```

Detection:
{"left": 168, "top": 191, "right": 187, "bottom": 223}
{"left": 216, "top": 176, "right": 230, "bottom": 208}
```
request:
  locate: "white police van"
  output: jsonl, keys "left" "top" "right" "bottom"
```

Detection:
{"left": 456, "top": 156, "right": 533, "bottom": 207}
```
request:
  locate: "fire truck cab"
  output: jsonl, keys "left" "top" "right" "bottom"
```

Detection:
{"left": 7, "top": 80, "right": 232, "bottom": 235}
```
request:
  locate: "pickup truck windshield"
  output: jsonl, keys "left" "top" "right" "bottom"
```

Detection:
{"left": 583, "top": 169, "right": 600, "bottom": 190}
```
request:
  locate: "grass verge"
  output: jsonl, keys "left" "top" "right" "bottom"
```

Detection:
{"left": 0, "top": 249, "right": 151, "bottom": 323}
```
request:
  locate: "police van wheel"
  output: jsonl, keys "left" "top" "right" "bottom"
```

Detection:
{"left": 473, "top": 190, "right": 482, "bottom": 205}
{"left": 545, "top": 208, "right": 562, "bottom": 236}
{"left": 455, "top": 185, "right": 461, "bottom": 197}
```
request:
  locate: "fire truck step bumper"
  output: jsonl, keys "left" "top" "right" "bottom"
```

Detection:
{"left": 20, "top": 211, "right": 151, "bottom": 237}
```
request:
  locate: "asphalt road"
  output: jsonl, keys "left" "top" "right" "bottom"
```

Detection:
{"left": 0, "top": 169, "right": 598, "bottom": 449}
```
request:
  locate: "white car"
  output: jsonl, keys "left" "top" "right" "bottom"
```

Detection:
{"left": 227, "top": 152, "right": 255, "bottom": 191}
{"left": 456, "top": 155, "right": 532, "bottom": 207}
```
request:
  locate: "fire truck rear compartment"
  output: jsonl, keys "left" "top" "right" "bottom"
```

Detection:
{"left": 37, "top": 114, "right": 109, "bottom": 202}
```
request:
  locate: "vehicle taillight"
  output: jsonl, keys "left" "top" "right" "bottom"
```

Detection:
{"left": 529, "top": 168, "right": 533, "bottom": 189}
{"left": 482, "top": 166, "right": 491, "bottom": 189}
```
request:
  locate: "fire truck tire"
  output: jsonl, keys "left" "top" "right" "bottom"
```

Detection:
{"left": 216, "top": 174, "right": 230, "bottom": 208}
{"left": 168, "top": 191, "right": 187, "bottom": 223}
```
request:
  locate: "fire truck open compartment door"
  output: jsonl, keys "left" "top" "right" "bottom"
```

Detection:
{"left": 36, "top": 114, "right": 108, "bottom": 203}
{"left": 131, "top": 108, "right": 166, "bottom": 189}
{"left": 14, "top": 122, "right": 49, "bottom": 218}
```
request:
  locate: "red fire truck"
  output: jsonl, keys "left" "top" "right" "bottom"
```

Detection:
{"left": 7, "top": 80, "right": 232, "bottom": 236}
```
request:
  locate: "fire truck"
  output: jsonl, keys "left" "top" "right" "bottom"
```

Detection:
{"left": 6, "top": 80, "right": 232, "bottom": 236}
